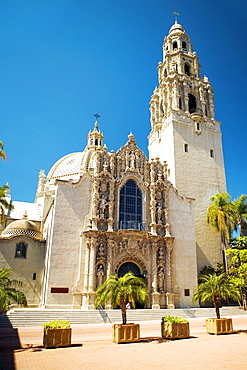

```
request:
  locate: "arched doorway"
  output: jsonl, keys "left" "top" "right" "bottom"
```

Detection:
{"left": 117, "top": 262, "right": 146, "bottom": 309}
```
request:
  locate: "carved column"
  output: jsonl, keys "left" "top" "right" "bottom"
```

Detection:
{"left": 151, "top": 242, "right": 160, "bottom": 309}
{"left": 107, "top": 181, "right": 114, "bottom": 232}
{"left": 91, "top": 178, "right": 99, "bottom": 230}
{"left": 166, "top": 242, "right": 173, "bottom": 292}
{"left": 150, "top": 186, "right": 156, "bottom": 235}
{"left": 81, "top": 238, "right": 91, "bottom": 309}
{"left": 166, "top": 241, "right": 175, "bottom": 309}
{"left": 87, "top": 237, "right": 97, "bottom": 309}
{"left": 88, "top": 239, "right": 96, "bottom": 291}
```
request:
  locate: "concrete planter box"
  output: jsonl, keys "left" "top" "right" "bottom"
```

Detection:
{"left": 43, "top": 328, "right": 72, "bottom": 348}
{"left": 112, "top": 323, "right": 140, "bottom": 343}
{"left": 161, "top": 322, "right": 190, "bottom": 339}
{"left": 206, "top": 318, "right": 233, "bottom": 335}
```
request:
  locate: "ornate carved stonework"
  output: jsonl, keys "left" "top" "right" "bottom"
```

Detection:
{"left": 82, "top": 229, "right": 174, "bottom": 309}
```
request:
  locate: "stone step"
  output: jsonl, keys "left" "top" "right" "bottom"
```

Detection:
{"left": 1, "top": 306, "right": 246, "bottom": 327}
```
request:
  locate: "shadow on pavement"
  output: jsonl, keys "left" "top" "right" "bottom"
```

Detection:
{"left": 0, "top": 313, "right": 21, "bottom": 370}
{"left": 139, "top": 336, "right": 198, "bottom": 343}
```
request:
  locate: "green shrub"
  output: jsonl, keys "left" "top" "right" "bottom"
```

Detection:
{"left": 43, "top": 320, "right": 70, "bottom": 329}
{"left": 161, "top": 315, "right": 188, "bottom": 323}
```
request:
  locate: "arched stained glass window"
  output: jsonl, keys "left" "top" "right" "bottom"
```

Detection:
{"left": 119, "top": 179, "right": 143, "bottom": 230}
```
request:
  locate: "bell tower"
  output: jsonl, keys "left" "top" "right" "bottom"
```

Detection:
{"left": 148, "top": 21, "right": 227, "bottom": 271}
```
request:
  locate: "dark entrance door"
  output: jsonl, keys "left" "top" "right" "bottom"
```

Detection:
{"left": 118, "top": 262, "right": 141, "bottom": 277}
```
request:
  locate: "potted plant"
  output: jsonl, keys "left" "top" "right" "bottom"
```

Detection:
{"left": 161, "top": 315, "right": 190, "bottom": 339}
{"left": 43, "top": 320, "right": 71, "bottom": 348}
{"left": 95, "top": 272, "right": 148, "bottom": 343}
{"left": 192, "top": 273, "right": 241, "bottom": 334}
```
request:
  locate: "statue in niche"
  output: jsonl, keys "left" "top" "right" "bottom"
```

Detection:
{"left": 156, "top": 189, "right": 162, "bottom": 200}
{"left": 98, "top": 243, "right": 105, "bottom": 257}
{"left": 157, "top": 202, "right": 163, "bottom": 224}
{"left": 99, "top": 195, "right": 107, "bottom": 219}
{"left": 129, "top": 151, "right": 135, "bottom": 168}
{"left": 158, "top": 246, "right": 165, "bottom": 261}
{"left": 97, "top": 264, "right": 104, "bottom": 286}
{"left": 100, "top": 180, "right": 107, "bottom": 193}
{"left": 158, "top": 266, "right": 165, "bottom": 292}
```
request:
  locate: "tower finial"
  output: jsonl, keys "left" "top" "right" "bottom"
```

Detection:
{"left": 173, "top": 10, "right": 180, "bottom": 22}
{"left": 93, "top": 113, "right": 100, "bottom": 131}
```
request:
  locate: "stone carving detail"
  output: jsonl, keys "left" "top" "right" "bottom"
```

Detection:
{"left": 157, "top": 244, "right": 166, "bottom": 292}
{"left": 96, "top": 264, "right": 104, "bottom": 287}
{"left": 158, "top": 266, "right": 165, "bottom": 292}
{"left": 99, "top": 195, "right": 107, "bottom": 219}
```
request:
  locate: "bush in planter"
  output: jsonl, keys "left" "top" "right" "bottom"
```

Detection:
{"left": 95, "top": 272, "right": 148, "bottom": 343}
{"left": 43, "top": 320, "right": 70, "bottom": 329}
{"left": 162, "top": 316, "right": 188, "bottom": 324}
{"left": 161, "top": 316, "right": 190, "bottom": 339}
{"left": 43, "top": 320, "right": 71, "bottom": 348}
{"left": 192, "top": 273, "right": 240, "bottom": 319}
{"left": 192, "top": 273, "right": 241, "bottom": 334}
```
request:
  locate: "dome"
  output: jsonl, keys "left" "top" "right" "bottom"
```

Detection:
{"left": 2, "top": 219, "right": 43, "bottom": 240}
{"left": 168, "top": 21, "right": 185, "bottom": 36}
{"left": 47, "top": 152, "right": 85, "bottom": 182}
{"left": 46, "top": 122, "right": 105, "bottom": 183}
{"left": 47, "top": 148, "right": 104, "bottom": 183}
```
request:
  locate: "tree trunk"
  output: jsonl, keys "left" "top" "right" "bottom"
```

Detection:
{"left": 241, "top": 288, "right": 247, "bottom": 311}
{"left": 221, "top": 231, "right": 228, "bottom": 274}
{"left": 120, "top": 297, "right": 127, "bottom": 325}
{"left": 214, "top": 298, "right": 221, "bottom": 319}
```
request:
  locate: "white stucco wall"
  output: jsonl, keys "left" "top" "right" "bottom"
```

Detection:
{"left": 43, "top": 175, "right": 91, "bottom": 308}
{"left": 168, "top": 188, "right": 199, "bottom": 307}
{"left": 0, "top": 236, "right": 45, "bottom": 307}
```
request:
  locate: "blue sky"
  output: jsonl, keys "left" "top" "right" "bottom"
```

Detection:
{"left": 0, "top": 0, "right": 246, "bottom": 203}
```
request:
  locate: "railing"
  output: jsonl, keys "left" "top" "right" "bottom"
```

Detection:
{"left": 180, "top": 301, "right": 196, "bottom": 318}
{"left": 119, "top": 221, "right": 146, "bottom": 231}
{"left": 97, "top": 305, "right": 111, "bottom": 323}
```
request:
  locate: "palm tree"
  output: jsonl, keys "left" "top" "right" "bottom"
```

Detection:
{"left": 0, "top": 268, "right": 27, "bottom": 312}
{"left": 207, "top": 192, "right": 237, "bottom": 273}
{"left": 0, "top": 184, "right": 14, "bottom": 225}
{"left": 0, "top": 141, "right": 7, "bottom": 161}
{"left": 95, "top": 272, "right": 148, "bottom": 325}
{"left": 232, "top": 195, "right": 247, "bottom": 237}
{"left": 192, "top": 273, "right": 240, "bottom": 319}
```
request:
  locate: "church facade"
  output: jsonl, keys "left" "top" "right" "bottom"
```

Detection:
{"left": 0, "top": 21, "right": 226, "bottom": 310}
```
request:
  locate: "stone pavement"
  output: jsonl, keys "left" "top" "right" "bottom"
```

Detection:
{"left": 1, "top": 315, "right": 247, "bottom": 369}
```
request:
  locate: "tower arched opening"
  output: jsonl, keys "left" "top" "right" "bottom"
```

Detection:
{"left": 188, "top": 93, "right": 197, "bottom": 113}
{"left": 182, "top": 41, "right": 187, "bottom": 51}
{"left": 184, "top": 63, "right": 191, "bottom": 76}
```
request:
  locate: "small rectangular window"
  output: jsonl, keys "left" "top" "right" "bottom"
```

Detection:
{"left": 184, "top": 289, "right": 190, "bottom": 296}
{"left": 210, "top": 149, "right": 214, "bottom": 158}
{"left": 33, "top": 273, "right": 36, "bottom": 280}
{"left": 15, "top": 242, "right": 27, "bottom": 258}
{"left": 184, "top": 144, "right": 188, "bottom": 152}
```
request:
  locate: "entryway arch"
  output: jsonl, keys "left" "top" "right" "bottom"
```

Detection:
{"left": 118, "top": 262, "right": 141, "bottom": 277}
{"left": 117, "top": 261, "right": 147, "bottom": 308}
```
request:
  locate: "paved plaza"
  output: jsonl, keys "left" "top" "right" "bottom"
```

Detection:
{"left": 1, "top": 315, "right": 247, "bottom": 369}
